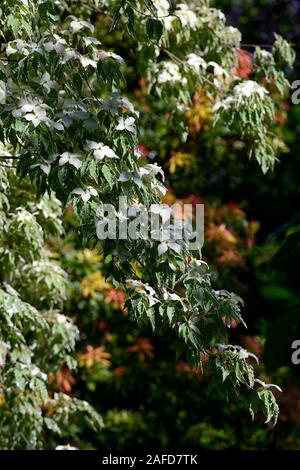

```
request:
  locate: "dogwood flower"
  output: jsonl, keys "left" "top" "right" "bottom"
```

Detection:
{"left": 150, "top": 204, "right": 172, "bottom": 224}
{"left": 12, "top": 97, "right": 50, "bottom": 127}
{"left": 30, "top": 366, "right": 47, "bottom": 382}
{"left": 37, "top": 72, "right": 58, "bottom": 93}
{"left": 58, "top": 152, "right": 83, "bottom": 169}
{"left": 157, "top": 239, "right": 183, "bottom": 256}
{"left": 176, "top": 3, "right": 198, "bottom": 29}
{"left": 207, "top": 61, "right": 228, "bottom": 78}
{"left": 116, "top": 116, "right": 136, "bottom": 133}
{"left": 0, "top": 341, "right": 8, "bottom": 367}
{"left": 187, "top": 53, "right": 207, "bottom": 71}
{"left": 118, "top": 171, "right": 142, "bottom": 187}
{"left": 68, "top": 17, "right": 94, "bottom": 34}
{"left": 7, "top": 39, "right": 45, "bottom": 57}
{"left": 101, "top": 92, "right": 137, "bottom": 116}
{"left": 43, "top": 36, "right": 68, "bottom": 54}
{"left": 101, "top": 95, "right": 120, "bottom": 115}
{"left": 153, "top": 0, "right": 169, "bottom": 16}
{"left": 56, "top": 445, "right": 78, "bottom": 450}
{"left": 157, "top": 62, "right": 187, "bottom": 84}
{"left": 212, "top": 96, "right": 234, "bottom": 112}
{"left": 60, "top": 48, "right": 77, "bottom": 63}
{"left": 98, "top": 50, "right": 124, "bottom": 65}
{"left": 56, "top": 99, "right": 96, "bottom": 129}
{"left": 216, "top": 344, "right": 259, "bottom": 364}
{"left": 30, "top": 161, "right": 52, "bottom": 175}
{"left": 234, "top": 80, "right": 268, "bottom": 99}
{"left": 86, "top": 141, "right": 119, "bottom": 160}
{"left": 126, "top": 280, "right": 159, "bottom": 307}
{"left": 254, "top": 379, "right": 282, "bottom": 393}
{"left": 83, "top": 37, "right": 101, "bottom": 47}
{"left": 139, "top": 163, "right": 165, "bottom": 181}
{"left": 71, "top": 186, "right": 97, "bottom": 202}
{"left": 79, "top": 56, "right": 97, "bottom": 69}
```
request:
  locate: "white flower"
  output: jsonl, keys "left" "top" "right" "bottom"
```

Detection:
{"left": 187, "top": 53, "right": 207, "bottom": 71}
{"left": 254, "top": 379, "right": 282, "bottom": 393}
{"left": 12, "top": 98, "right": 51, "bottom": 127}
{"left": 56, "top": 314, "right": 68, "bottom": 324}
{"left": 59, "top": 152, "right": 83, "bottom": 169}
{"left": 71, "top": 186, "right": 97, "bottom": 202}
{"left": 69, "top": 18, "right": 94, "bottom": 34}
{"left": 61, "top": 48, "right": 77, "bottom": 63}
{"left": 227, "top": 26, "right": 239, "bottom": 34}
{"left": 83, "top": 37, "right": 101, "bottom": 47}
{"left": 28, "top": 41, "right": 44, "bottom": 55}
{"left": 101, "top": 95, "right": 120, "bottom": 115}
{"left": 0, "top": 341, "right": 8, "bottom": 367}
{"left": 162, "top": 290, "right": 181, "bottom": 302}
{"left": 55, "top": 99, "right": 96, "bottom": 130}
{"left": 237, "top": 349, "right": 259, "bottom": 363}
{"left": 139, "top": 163, "right": 165, "bottom": 181}
{"left": 157, "top": 62, "right": 187, "bottom": 84}
{"left": 234, "top": 80, "right": 268, "bottom": 99}
{"left": 116, "top": 116, "right": 136, "bottom": 133}
{"left": 207, "top": 61, "right": 227, "bottom": 78}
{"left": 101, "top": 93, "right": 137, "bottom": 116}
{"left": 212, "top": 96, "right": 234, "bottom": 112}
{"left": 98, "top": 50, "right": 124, "bottom": 65}
{"left": 37, "top": 0, "right": 61, "bottom": 4}
{"left": 79, "top": 56, "right": 97, "bottom": 69}
{"left": 258, "top": 49, "right": 273, "bottom": 59}
{"left": 121, "top": 96, "right": 138, "bottom": 115}
{"left": 86, "top": 141, "right": 119, "bottom": 161}
{"left": 6, "top": 43, "right": 18, "bottom": 56}
{"left": 43, "top": 35, "right": 76, "bottom": 63}
{"left": 56, "top": 445, "right": 78, "bottom": 451}
{"left": 150, "top": 204, "right": 172, "bottom": 224}
{"left": 176, "top": 3, "right": 198, "bottom": 29}
{"left": 37, "top": 72, "right": 58, "bottom": 93}
{"left": 118, "top": 171, "right": 142, "bottom": 187}
{"left": 153, "top": 0, "right": 169, "bottom": 16}
{"left": 31, "top": 366, "right": 47, "bottom": 382}
{"left": 6, "top": 40, "right": 27, "bottom": 56}
{"left": 225, "top": 26, "right": 241, "bottom": 44}
{"left": 157, "top": 240, "right": 182, "bottom": 256}
{"left": 43, "top": 37, "right": 68, "bottom": 54}
{"left": 30, "top": 161, "right": 52, "bottom": 175}
{"left": 216, "top": 344, "right": 259, "bottom": 364}
{"left": 126, "top": 280, "right": 159, "bottom": 307}
{"left": 7, "top": 40, "right": 45, "bottom": 57}
{"left": 0, "top": 81, "right": 6, "bottom": 105}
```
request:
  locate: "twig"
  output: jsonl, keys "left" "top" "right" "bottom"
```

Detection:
{"left": 130, "top": 6, "right": 179, "bottom": 21}
{"left": 81, "top": 71, "right": 103, "bottom": 108}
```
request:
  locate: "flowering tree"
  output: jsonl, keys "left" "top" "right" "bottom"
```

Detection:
{"left": 0, "top": 0, "right": 295, "bottom": 448}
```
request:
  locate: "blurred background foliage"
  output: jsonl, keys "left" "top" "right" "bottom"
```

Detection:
{"left": 46, "top": 0, "right": 300, "bottom": 449}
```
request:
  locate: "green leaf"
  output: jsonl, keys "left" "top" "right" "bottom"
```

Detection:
{"left": 146, "top": 18, "right": 163, "bottom": 41}
{"left": 144, "top": 0, "right": 158, "bottom": 16}
{"left": 7, "top": 15, "right": 20, "bottom": 37}
{"left": 102, "top": 164, "right": 113, "bottom": 188}
{"left": 125, "top": 7, "right": 135, "bottom": 36}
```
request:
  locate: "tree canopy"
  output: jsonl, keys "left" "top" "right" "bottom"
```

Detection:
{"left": 0, "top": 0, "right": 295, "bottom": 448}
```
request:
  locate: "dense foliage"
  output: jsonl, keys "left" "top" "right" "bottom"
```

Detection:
{"left": 0, "top": 0, "right": 296, "bottom": 449}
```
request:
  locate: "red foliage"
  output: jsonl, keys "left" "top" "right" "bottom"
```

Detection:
{"left": 231, "top": 49, "right": 253, "bottom": 79}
